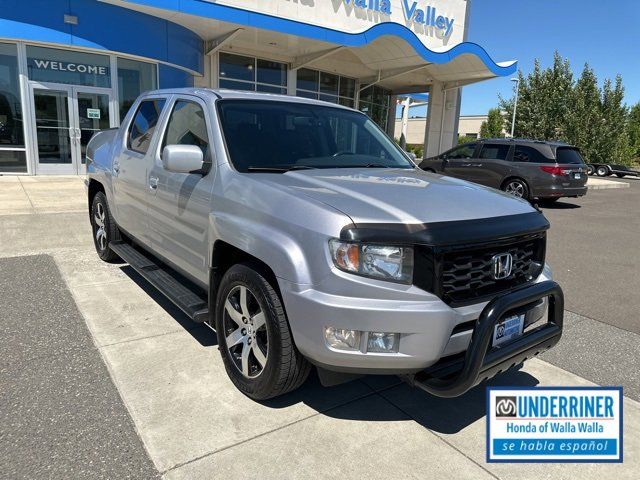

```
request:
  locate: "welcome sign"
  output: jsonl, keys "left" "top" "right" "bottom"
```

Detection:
{"left": 487, "top": 387, "right": 623, "bottom": 462}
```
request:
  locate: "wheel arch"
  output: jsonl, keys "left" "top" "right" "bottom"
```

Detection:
{"left": 88, "top": 179, "right": 105, "bottom": 214}
{"left": 210, "top": 240, "right": 282, "bottom": 315}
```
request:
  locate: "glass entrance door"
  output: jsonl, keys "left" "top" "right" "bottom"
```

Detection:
{"left": 76, "top": 91, "right": 111, "bottom": 170}
{"left": 32, "top": 88, "right": 73, "bottom": 171}
{"left": 31, "top": 83, "right": 113, "bottom": 174}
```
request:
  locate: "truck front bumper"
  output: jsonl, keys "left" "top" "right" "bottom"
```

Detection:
{"left": 407, "top": 280, "right": 563, "bottom": 397}
{"left": 279, "top": 269, "right": 560, "bottom": 380}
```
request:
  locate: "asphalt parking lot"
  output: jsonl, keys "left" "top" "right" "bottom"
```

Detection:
{"left": 1, "top": 175, "right": 639, "bottom": 479}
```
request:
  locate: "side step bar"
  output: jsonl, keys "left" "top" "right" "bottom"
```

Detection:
{"left": 109, "top": 241, "right": 209, "bottom": 323}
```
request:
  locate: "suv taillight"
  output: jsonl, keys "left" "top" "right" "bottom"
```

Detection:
{"left": 540, "top": 165, "right": 569, "bottom": 176}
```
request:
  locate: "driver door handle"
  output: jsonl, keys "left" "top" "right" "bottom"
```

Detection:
{"left": 112, "top": 162, "right": 120, "bottom": 176}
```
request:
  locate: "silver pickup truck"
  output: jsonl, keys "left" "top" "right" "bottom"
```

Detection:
{"left": 86, "top": 89, "right": 564, "bottom": 400}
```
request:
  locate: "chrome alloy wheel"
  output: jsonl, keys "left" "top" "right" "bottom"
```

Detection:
{"left": 505, "top": 181, "right": 525, "bottom": 198}
{"left": 94, "top": 202, "right": 108, "bottom": 251}
{"left": 223, "top": 285, "right": 268, "bottom": 379}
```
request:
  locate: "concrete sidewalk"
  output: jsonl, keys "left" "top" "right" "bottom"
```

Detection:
{"left": 586, "top": 177, "right": 630, "bottom": 189}
{"left": 1, "top": 176, "right": 638, "bottom": 479}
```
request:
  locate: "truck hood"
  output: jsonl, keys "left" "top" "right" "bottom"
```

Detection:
{"left": 258, "top": 168, "right": 536, "bottom": 225}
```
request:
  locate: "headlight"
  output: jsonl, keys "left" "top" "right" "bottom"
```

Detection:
{"left": 329, "top": 239, "right": 413, "bottom": 283}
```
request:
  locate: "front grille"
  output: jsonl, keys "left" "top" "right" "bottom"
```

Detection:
{"left": 414, "top": 233, "right": 546, "bottom": 306}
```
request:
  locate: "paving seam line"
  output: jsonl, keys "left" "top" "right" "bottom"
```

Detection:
{"left": 16, "top": 176, "right": 36, "bottom": 210}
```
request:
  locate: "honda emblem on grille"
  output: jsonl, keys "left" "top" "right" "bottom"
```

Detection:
{"left": 492, "top": 253, "right": 513, "bottom": 280}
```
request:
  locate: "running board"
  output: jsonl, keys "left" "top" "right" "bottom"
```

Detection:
{"left": 109, "top": 242, "right": 209, "bottom": 323}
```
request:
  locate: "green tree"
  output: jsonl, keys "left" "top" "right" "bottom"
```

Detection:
{"left": 499, "top": 52, "right": 573, "bottom": 140}
{"left": 479, "top": 108, "right": 505, "bottom": 138}
{"left": 597, "top": 76, "right": 632, "bottom": 165}
{"left": 627, "top": 102, "right": 640, "bottom": 160}
{"left": 565, "top": 64, "right": 601, "bottom": 163}
{"left": 498, "top": 52, "right": 633, "bottom": 165}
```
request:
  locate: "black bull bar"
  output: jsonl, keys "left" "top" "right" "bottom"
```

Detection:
{"left": 407, "top": 280, "right": 564, "bottom": 398}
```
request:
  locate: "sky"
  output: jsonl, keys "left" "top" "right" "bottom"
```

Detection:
{"left": 459, "top": 0, "right": 640, "bottom": 115}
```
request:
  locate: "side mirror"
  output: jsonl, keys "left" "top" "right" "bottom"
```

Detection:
{"left": 161, "top": 145, "right": 204, "bottom": 173}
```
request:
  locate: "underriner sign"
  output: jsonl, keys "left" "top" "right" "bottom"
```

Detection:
{"left": 343, "top": 0, "right": 455, "bottom": 37}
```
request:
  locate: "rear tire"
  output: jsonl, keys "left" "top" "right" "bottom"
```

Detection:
{"left": 90, "top": 191, "right": 121, "bottom": 263}
{"left": 616, "top": 173, "right": 626, "bottom": 178}
{"left": 501, "top": 178, "right": 530, "bottom": 200}
{"left": 586, "top": 164, "right": 595, "bottom": 175}
{"left": 215, "top": 263, "right": 311, "bottom": 400}
{"left": 539, "top": 197, "right": 560, "bottom": 205}
{"left": 596, "top": 166, "right": 609, "bottom": 177}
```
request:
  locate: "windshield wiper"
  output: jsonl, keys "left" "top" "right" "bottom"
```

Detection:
{"left": 246, "top": 165, "right": 318, "bottom": 173}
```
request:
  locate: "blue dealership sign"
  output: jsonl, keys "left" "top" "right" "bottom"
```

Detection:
{"left": 487, "top": 387, "right": 623, "bottom": 462}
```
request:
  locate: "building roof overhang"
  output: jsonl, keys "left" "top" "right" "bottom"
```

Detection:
{"left": 101, "top": 0, "right": 516, "bottom": 92}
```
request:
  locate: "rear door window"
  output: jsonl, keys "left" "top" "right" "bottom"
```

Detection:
{"left": 513, "top": 145, "right": 552, "bottom": 163}
{"left": 446, "top": 143, "right": 476, "bottom": 159}
{"left": 479, "top": 143, "right": 510, "bottom": 160}
{"left": 556, "top": 147, "right": 585, "bottom": 164}
{"left": 128, "top": 99, "right": 166, "bottom": 154}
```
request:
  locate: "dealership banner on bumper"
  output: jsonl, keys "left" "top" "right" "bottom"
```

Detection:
{"left": 487, "top": 387, "right": 623, "bottom": 462}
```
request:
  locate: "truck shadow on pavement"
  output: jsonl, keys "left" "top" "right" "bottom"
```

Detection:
{"left": 120, "top": 265, "right": 540, "bottom": 434}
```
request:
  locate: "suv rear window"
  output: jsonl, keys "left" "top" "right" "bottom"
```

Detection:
{"left": 479, "top": 143, "right": 510, "bottom": 160}
{"left": 556, "top": 147, "right": 584, "bottom": 164}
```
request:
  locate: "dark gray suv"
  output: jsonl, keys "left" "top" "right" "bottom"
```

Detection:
{"left": 419, "top": 139, "right": 588, "bottom": 202}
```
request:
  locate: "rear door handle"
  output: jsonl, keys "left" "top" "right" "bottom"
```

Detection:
{"left": 149, "top": 176, "right": 159, "bottom": 190}
{"left": 112, "top": 163, "right": 120, "bottom": 175}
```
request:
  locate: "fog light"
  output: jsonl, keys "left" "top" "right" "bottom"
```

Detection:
{"left": 367, "top": 332, "right": 400, "bottom": 353}
{"left": 324, "top": 327, "right": 361, "bottom": 351}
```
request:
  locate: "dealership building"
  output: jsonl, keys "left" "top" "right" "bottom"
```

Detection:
{"left": 0, "top": 0, "right": 515, "bottom": 175}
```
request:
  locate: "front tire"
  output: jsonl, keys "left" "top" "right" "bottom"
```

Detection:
{"left": 616, "top": 173, "right": 626, "bottom": 178}
{"left": 215, "top": 263, "right": 311, "bottom": 400}
{"left": 90, "top": 191, "right": 121, "bottom": 262}
{"left": 501, "top": 178, "right": 529, "bottom": 200}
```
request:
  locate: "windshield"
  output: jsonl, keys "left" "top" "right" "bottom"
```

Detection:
{"left": 217, "top": 100, "right": 414, "bottom": 172}
{"left": 556, "top": 147, "right": 585, "bottom": 164}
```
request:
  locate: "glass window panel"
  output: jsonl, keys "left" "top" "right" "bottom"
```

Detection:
{"left": 319, "top": 72, "right": 338, "bottom": 96}
{"left": 319, "top": 94, "right": 339, "bottom": 104}
{"left": 127, "top": 99, "right": 166, "bottom": 154}
{"left": 296, "top": 90, "right": 318, "bottom": 100}
{"left": 339, "top": 77, "right": 355, "bottom": 99}
{"left": 297, "top": 68, "right": 319, "bottom": 92}
{"left": 257, "top": 59, "right": 287, "bottom": 87}
{"left": 479, "top": 144, "right": 510, "bottom": 161}
{"left": 338, "top": 97, "right": 355, "bottom": 108}
{"left": 219, "top": 79, "right": 255, "bottom": 91}
{"left": 117, "top": 58, "right": 157, "bottom": 122}
{"left": 78, "top": 93, "right": 110, "bottom": 164}
{"left": 359, "top": 87, "right": 373, "bottom": 103}
{"left": 256, "top": 84, "right": 286, "bottom": 94}
{"left": 26, "top": 45, "right": 110, "bottom": 88}
{"left": 163, "top": 100, "right": 211, "bottom": 166}
{"left": 217, "top": 100, "right": 413, "bottom": 172}
{"left": 0, "top": 42, "right": 24, "bottom": 149}
{"left": 219, "top": 53, "right": 255, "bottom": 82}
{"left": 0, "top": 150, "right": 27, "bottom": 172}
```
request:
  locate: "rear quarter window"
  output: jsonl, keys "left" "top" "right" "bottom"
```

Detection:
{"left": 512, "top": 145, "right": 553, "bottom": 163}
{"left": 556, "top": 147, "right": 585, "bottom": 164}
